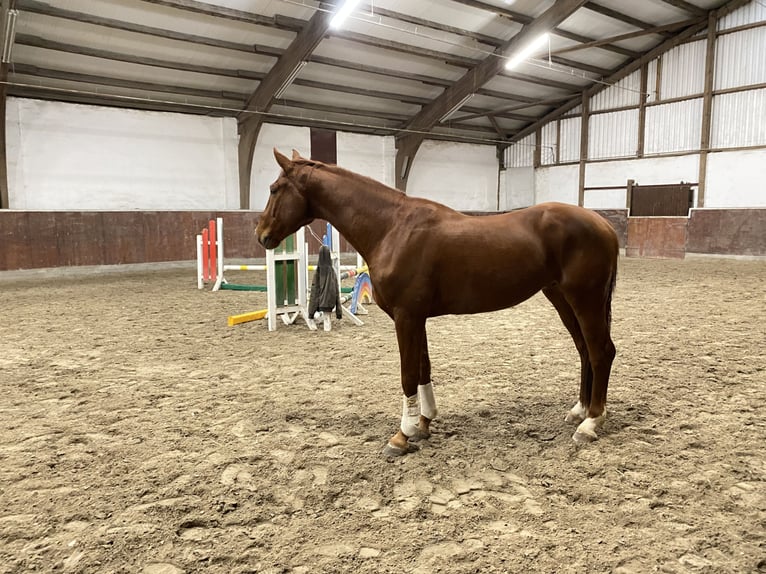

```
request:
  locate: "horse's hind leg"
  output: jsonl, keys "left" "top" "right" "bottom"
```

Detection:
{"left": 570, "top": 303, "right": 616, "bottom": 443}
{"left": 543, "top": 286, "right": 592, "bottom": 424}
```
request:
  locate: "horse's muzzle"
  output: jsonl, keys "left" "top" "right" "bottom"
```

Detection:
{"left": 258, "top": 232, "right": 278, "bottom": 250}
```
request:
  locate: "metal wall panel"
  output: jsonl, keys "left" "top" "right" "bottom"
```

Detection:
{"left": 715, "top": 28, "right": 766, "bottom": 90}
{"left": 711, "top": 88, "right": 766, "bottom": 148}
{"left": 588, "top": 109, "right": 639, "bottom": 160}
{"left": 540, "top": 121, "right": 557, "bottom": 165}
{"left": 590, "top": 70, "right": 641, "bottom": 112}
{"left": 661, "top": 40, "right": 706, "bottom": 99}
{"left": 506, "top": 133, "right": 535, "bottom": 168}
{"left": 645, "top": 99, "right": 703, "bottom": 154}
{"left": 647, "top": 59, "right": 659, "bottom": 103}
{"left": 559, "top": 116, "right": 581, "bottom": 162}
{"left": 563, "top": 104, "right": 582, "bottom": 118}
{"left": 718, "top": 1, "right": 766, "bottom": 30}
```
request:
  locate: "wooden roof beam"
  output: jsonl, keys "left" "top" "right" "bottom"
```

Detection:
{"left": 449, "top": 0, "right": 639, "bottom": 58}
{"left": 508, "top": 0, "right": 750, "bottom": 145}
{"left": 236, "top": 8, "right": 332, "bottom": 209}
{"left": 395, "top": 0, "right": 588, "bottom": 190}
{"left": 584, "top": 2, "right": 674, "bottom": 38}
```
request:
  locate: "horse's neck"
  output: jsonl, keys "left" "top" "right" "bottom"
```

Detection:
{"left": 307, "top": 168, "right": 403, "bottom": 262}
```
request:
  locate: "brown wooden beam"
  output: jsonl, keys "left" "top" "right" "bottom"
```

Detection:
{"left": 448, "top": 0, "right": 639, "bottom": 58}
{"left": 508, "top": 12, "right": 717, "bottom": 145}
{"left": 584, "top": 2, "right": 674, "bottom": 38}
{"left": 698, "top": 13, "right": 716, "bottom": 208}
{"left": 395, "top": 0, "right": 587, "bottom": 191}
{"left": 548, "top": 19, "right": 698, "bottom": 56}
{"left": 0, "top": 0, "right": 17, "bottom": 209}
{"left": 11, "top": 63, "right": 248, "bottom": 102}
{"left": 659, "top": 0, "right": 706, "bottom": 17}
{"left": 578, "top": 91, "right": 589, "bottom": 206}
{"left": 19, "top": 3, "right": 569, "bottom": 105}
{"left": 236, "top": 8, "right": 333, "bottom": 209}
{"left": 16, "top": 0, "right": 283, "bottom": 57}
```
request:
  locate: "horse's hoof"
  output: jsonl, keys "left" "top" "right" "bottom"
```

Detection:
{"left": 408, "top": 428, "right": 431, "bottom": 443}
{"left": 572, "top": 429, "right": 597, "bottom": 444}
{"left": 381, "top": 441, "right": 419, "bottom": 460}
{"left": 565, "top": 412, "right": 585, "bottom": 424}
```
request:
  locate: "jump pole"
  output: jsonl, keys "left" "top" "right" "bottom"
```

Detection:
{"left": 196, "top": 217, "right": 268, "bottom": 291}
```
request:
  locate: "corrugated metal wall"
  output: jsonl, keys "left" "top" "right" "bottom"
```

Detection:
{"left": 590, "top": 70, "right": 641, "bottom": 112}
{"left": 511, "top": 2, "right": 764, "bottom": 171}
{"left": 505, "top": 133, "right": 535, "bottom": 168}
{"left": 645, "top": 99, "right": 703, "bottom": 154}
{"left": 661, "top": 40, "right": 706, "bottom": 99}
{"left": 589, "top": 110, "right": 639, "bottom": 160}
{"left": 715, "top": 28, "right": 766, "bottom": 90}
{"left": 540, "top": 121, "right": 557, "bottom": 165}
{"left": 712, "top": 87, "right": 766, "bottom": 148}
{"left": 718, "top": 1, "right": 766, "bottom": 30}
{"left": 559, "top": 117, "right": 581, "bottom": 163}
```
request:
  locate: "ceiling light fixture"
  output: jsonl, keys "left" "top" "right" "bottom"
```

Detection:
{"left": 330, "top": 0, "right": 362, "bottom": 29}
{"left": 505, "top": 33, "right": 549, "bottom": 71}
{"left": 2, "top": 9, "right": 18, "bottom": 64}
{"left": 273, "top": 61, "right": 307, "bottom": 99}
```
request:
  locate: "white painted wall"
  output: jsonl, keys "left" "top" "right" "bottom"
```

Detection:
{"left": 6, "top": 98, "right": 239, "bottom": 210}
{"left": 535, "top": 165, "right": 579, "bottom": 205}
{"left": 336, "top": 132, "right": 395, "bottom": 188}
{"left": 407, "top": 140, "right": 498, "bottom": 211}
{"left": 251, "top": 124, "right": 310, "bottom": 212}
{"left": 584, "top": 155, "right": 699, "bottom": 208}
{"left": 705, "top": 149, "right": 766, "bottom": 207}
{"left": 503, "top": 167, "right": 535, "bottom": 210}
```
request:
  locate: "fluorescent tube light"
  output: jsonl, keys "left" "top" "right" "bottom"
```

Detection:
{"left": 330, "top": 0, "right": 362, "bottom": 29}
{"left": 505, "top": 33, "right": 549, "bottom": 71}
{"left": 274, "top": 61, "right": 307, "bottom": 99}
{"left": 439, "top": 94, "right": 474, "bottom": 123}
{"left": 2, "top": 9, "right": 18, "bottom": 64}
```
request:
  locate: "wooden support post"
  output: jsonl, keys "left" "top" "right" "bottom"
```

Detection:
{"left": 637, "top": 63, "right": 649, "bottom": 158}
{"left": 533, "top": 127, "right": 542, "bottom": 168}
{"left": 698, "top": 13, "right": 716, "bottom": 208}
{"left": 578, "top": 91, "right": 590, "bottom": 207}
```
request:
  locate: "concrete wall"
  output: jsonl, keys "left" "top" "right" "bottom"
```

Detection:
{"left": 406, "top": 140, "right": 499, "bottom": 211}
{"left": 6, "top": 98, "right": 240, "bottom": 210}
{"left": 706, "top": 149, "right": 766, "bottom": 207}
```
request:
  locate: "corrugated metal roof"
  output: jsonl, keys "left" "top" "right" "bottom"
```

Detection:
{"left": 3, "top": 0, "right": 750, "bottom": 146}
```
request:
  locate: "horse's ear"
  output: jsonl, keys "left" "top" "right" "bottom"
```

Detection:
{"left": 273, "top": 148, "right": 292, "bottom": 173}
{"left": 291, "top": 149, "right": 302, "bottom": 160}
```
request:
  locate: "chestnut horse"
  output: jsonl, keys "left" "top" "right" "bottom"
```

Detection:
{"left": 257, "top": 149, "right": 619, "bottom": 457}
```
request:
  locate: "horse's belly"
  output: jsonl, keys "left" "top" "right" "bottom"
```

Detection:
{"left": 433, "top": 272, "right": 547, "bottom": 316}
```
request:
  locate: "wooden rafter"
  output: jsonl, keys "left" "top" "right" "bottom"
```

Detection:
{"left": 395, "top": 0, "right": 588, "bottom": 190}
{"left": 659, "top": 0, "right": 707, "bottom": 17}
{"left": 508, "top": 0, "right": 751, "bottom": 145}
{"left": 448, "top": 0, "right": 639, "bottom": 58}
{"left": 584, "top": 2, "right": 674, "bottom": 38}
{"left": 236, "top": 8, "right": 333, "bottom": 208}
{"left": 548, "top": 19, "right": 699, "bottom": 56}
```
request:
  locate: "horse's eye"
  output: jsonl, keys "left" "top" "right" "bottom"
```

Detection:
{"left": 270, "top": 186, "right": 278, "bottom": 195}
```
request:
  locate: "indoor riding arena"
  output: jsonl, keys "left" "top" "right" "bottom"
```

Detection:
{"left": 0, "top": 2, "right": 764, "bottom": 573}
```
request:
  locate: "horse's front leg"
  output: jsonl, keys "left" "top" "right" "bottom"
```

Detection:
{"left": 411, "top": 330, "right": 437, "bottom": 442}
{"left": 383, "top": 314, "right": 427, "bottom": 458}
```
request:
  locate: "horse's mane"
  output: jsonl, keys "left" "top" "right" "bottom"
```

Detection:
{"left": 295, "top": 158, "right": 405, "bottom": 199}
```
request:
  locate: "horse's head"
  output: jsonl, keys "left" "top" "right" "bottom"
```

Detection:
{"left": 256, "top": 148, "right": 315, "bottom": 250}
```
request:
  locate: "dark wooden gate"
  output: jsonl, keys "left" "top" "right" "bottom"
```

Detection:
{"left": 628, "top": 182, "right": 695, "bottom": 216}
